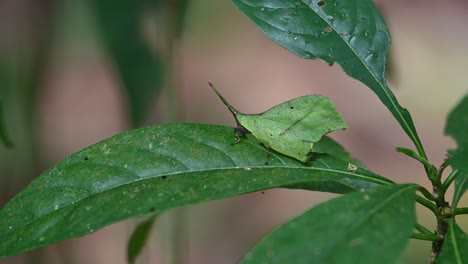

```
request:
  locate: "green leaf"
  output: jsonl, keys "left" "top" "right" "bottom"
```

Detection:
{"left": 231, "top": 0, "right": 425, "bottom": 159}
{"left": 435, "top": 220, "right": 468, "bottom": 264}
{"left": 445, "top": 94, "right": 468, "bottom": 173}
{"left": 0, "top": 99, "right": 13, "bottom": 148}
{"left": 452, "top": 172, "right": 468, "bottom": 208}
{"left": 241, "top": 184, "right": 417, "bottom": 264}
{"left": 0, "top": 124, "right": 391, "bottom": 257}
{"left": 91, "top": 0, "right": 163, "bottom": 126}
{"left": 313, "top": 136, "right": 364, "bottom": 168}
{"left": 127, "top": 216, "right": 157, "bottom": 264}
{"left": 445, "top": 94, "right": 468, "bottom": 207}
{"left": 210, "top": 83, "right": 347, "bottom": 163}
{"left": 396, "top": 147, "right": 437, "bottom": 175}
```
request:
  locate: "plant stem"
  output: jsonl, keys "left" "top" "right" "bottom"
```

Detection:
{"left": 429, "top": 161, "right": 453, "bottom": 263}
{"left": 415, "top": 223, "right": 433, "bottom": 235}
{"left": 439, "top": 169, "right": 460, "bottom": 198}
{"left": 418, "top": 186, "right": 435, "bottom": 201}
{"left": 415, "top": 196, "right": 438, "bottom": 215}
{"left": 411, "top": 233, "right": 442, "bottom": 242}
{"left": 453, "top": 207, "right": 468, "bottom": 216}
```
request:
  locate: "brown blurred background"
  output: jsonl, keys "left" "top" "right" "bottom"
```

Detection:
{"left": 0, "top": 0, "right": 467, "bottom": 263}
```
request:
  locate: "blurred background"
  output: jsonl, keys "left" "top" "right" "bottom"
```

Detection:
{"left": 0, "top": 0, "right": 467, "bottom": 263}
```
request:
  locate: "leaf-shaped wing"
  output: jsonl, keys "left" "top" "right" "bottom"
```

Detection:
{"left": 237, "top": 95, "right": 347, "bottom": 162}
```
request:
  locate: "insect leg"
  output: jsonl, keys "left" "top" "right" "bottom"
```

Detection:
{"left": 231, "top": 125, "right": 250, "bottom": 145}
{"left": 264, "top": 147, "right": 272, "bottom": 165}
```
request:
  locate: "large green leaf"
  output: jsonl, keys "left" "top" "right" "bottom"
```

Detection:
{"left": 241, "top": 184, "right": 417, "bottom": 264}
{"left": 91, "top": 0, "right": 163, "bottom": 126}
{"left": 435, "top": 220, "right": 468, "bottom": 264}
{"left": 0, "top": 124, "right": 391, "bottom": 257}
{"left": 231, "top": 0, "right": 424, "bottom": 156}
{"left": 445, "top": 94, "right": 468, "bottom": 207}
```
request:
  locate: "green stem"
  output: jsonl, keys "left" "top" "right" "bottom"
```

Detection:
{"left": 415, "top": 196, "right": 438, "bottom": 215}
{"left": 418, "top": 186, "right": 435, "bottom": 201}
{"left": 415, "top": 223, "right": 433, "bottom": 235}
{"left": 453, "top": 207, "right": 468, "bottom": 216}
{"left": 435, "top": 159, "right": 450, "bottom": 183}
{"left": 439, "top": 169, "right": 460, "bottom": 198}
{"left": 411, "top": 233, "right": 442, "bottom": 242}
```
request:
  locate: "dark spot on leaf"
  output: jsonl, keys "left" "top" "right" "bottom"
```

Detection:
{"left": 325, "top": 26, "right": 332, "bottom": 33}
{"left": 290, "top": 106, "right": 294, "bottom": 109}
{"left": 317, "top": 0, "right": 326, "bottom": 7}
{"left": 161, "top": 176, "right": 168, "bottom": 180}
{"left": 84, "top": 156, "right": 89, "bottom": 161}
{"left": 149, "top": 207, "right": 155, "bottom": 212}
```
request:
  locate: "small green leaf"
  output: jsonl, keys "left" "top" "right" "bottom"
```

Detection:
{"left": 127, "top": 216, "right": 157, "bottom": 264}
{"left": 396, "top": 147, "right": 437, "bottom": 175}
{"left": 435, "top": 220, "right": 468, "bottom": 264}
{"left": 231, "top": 0, "right": 425, "bottom": 162}
{"left": 445, "top": 94, "right": 468, "bottom": 173}
{"left": 91, "top": 0, "right": 163, "bottom": 126}
{"left": 0, "top": 124, "right": 391, "bottom": 257}
{"left": 210, "top": 83, "right": 347, "bottom": 163}
{"left": 0, "top": 99, "right": 13, "bottom": 148}
{"left": 241, "top": 184, "right": 417, "bottom": 264}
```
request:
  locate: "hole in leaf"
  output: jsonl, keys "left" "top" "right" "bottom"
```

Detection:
{"left": 317, "top": 0, "right": 326, "bottom": 7}
{"left": 290, "top": 106, "right": 294, "bottom": 109}
{"left": 84, "top": 156, "right": 89, "bottom": 161}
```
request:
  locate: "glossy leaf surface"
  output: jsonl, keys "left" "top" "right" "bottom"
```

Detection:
{"left": 231, "top": 0, "right": 424, "bottom": 157}
{"left": 241, "top": 184, "right": 417, "bottom": 264}
{"left": 0, "top": 124, "right": 391, "bottom": 257}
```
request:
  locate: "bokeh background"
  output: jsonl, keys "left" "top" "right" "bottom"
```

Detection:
{"left": 0, "top": 0, "right": 467, "bottom": 263}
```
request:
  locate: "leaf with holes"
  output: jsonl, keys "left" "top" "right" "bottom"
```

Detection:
{"left": 210, "top": 83, "right": 347, "bottom": 163}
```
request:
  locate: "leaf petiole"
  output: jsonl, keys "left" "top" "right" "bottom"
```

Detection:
{"left": 396, "top": 147, "right": 438, "bottom": 182}
{"left": 439, "top": 169, "right": 460, "bottom": 198}
{"left": 415, "top": 223, "right": 434, "bottom": 236}
{"left": 411, "top": 233, "right": 442, "bottom": 242}
{"left": 418, "top": 186, "right": 436, "bottom": 201}
{"left": 415, "top": 195, "right": 438, "bottom": 215}
{"left": 452, "top": 207, "right": 468, "bottom": 216}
